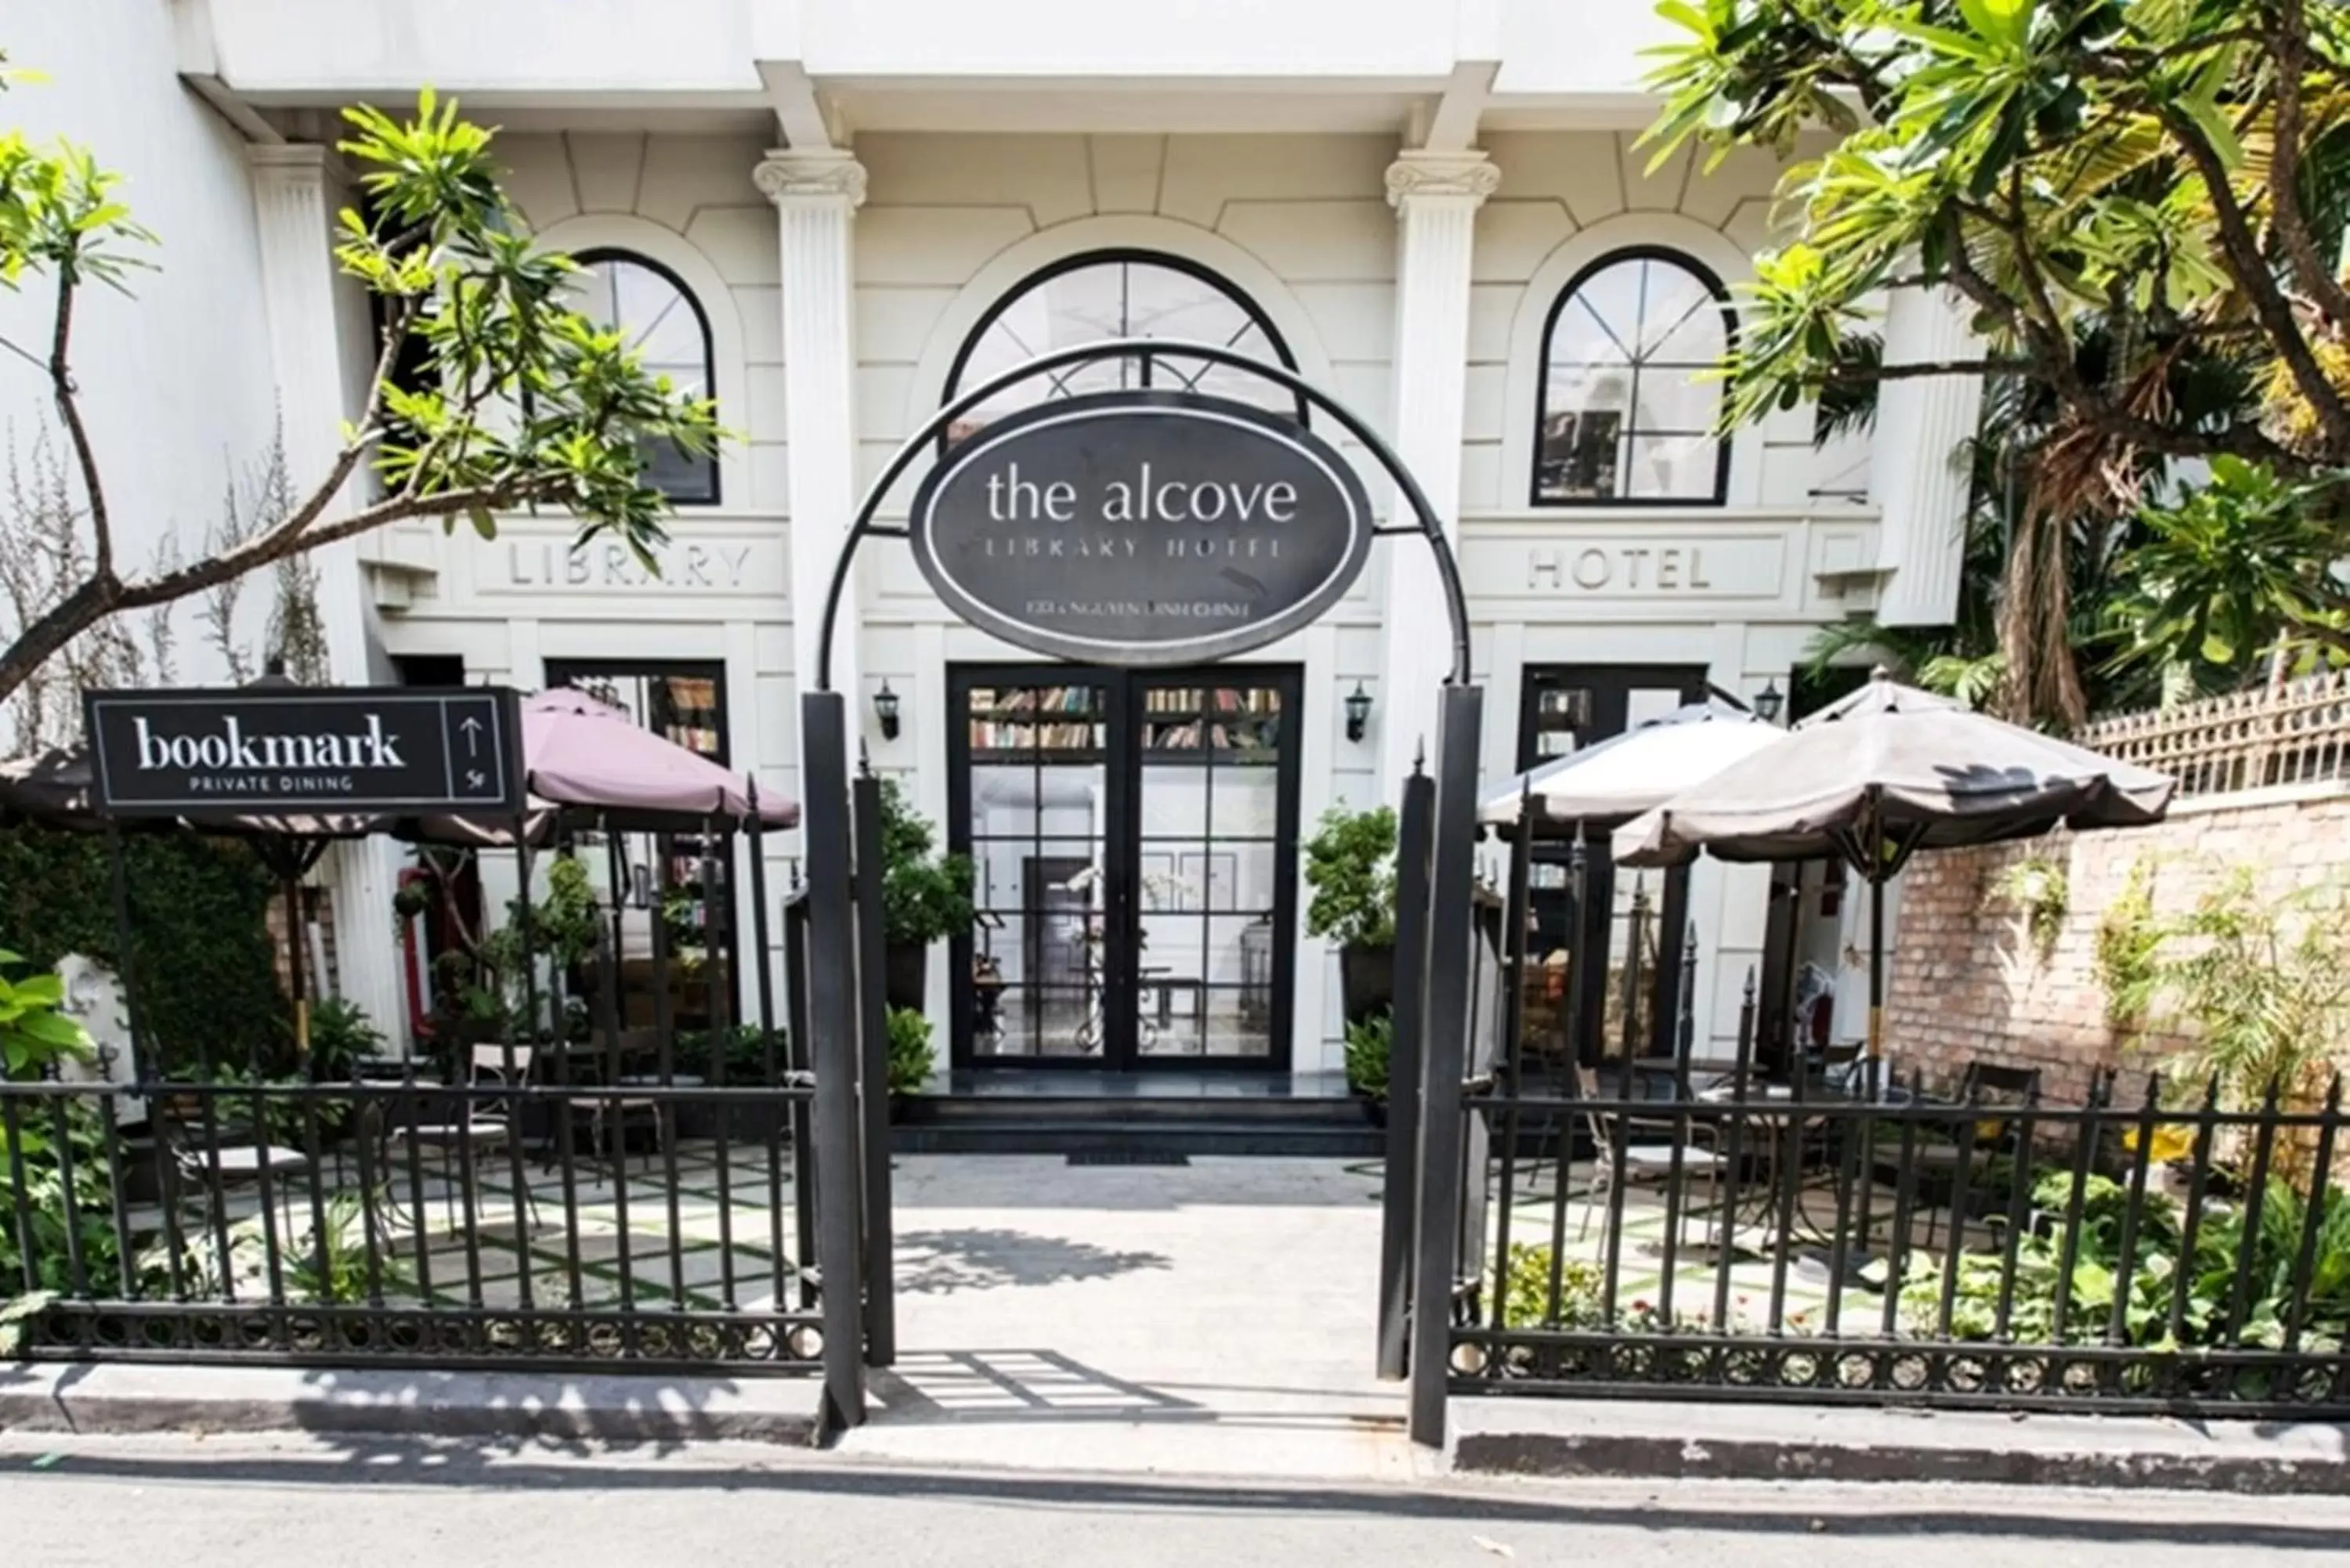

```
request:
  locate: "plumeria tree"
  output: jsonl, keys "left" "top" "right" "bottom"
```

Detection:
{"left": 1645, "top": 0, "right": 2350, "bottom": 723}
{"left": 0, "top": 67, "right": 718, "bottom": 711}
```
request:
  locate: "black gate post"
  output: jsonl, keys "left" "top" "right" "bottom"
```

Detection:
{"left": 800, "top": 690, "right": 868, "bottom": 1431}
{"left": 851, "top": 764, "right": 898, "bottom": 1367}
{"left": 1376, "top": 758, "right": 1435, "bottom": 1380}
{"left": 1408, "top": 683, "right": 1483, "bottom": 1449}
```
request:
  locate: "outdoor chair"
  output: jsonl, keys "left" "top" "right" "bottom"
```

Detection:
{"left": 161, "top": 1109, "right": 312, "bottom": 1279}
{"left": 586, "top": 1027, "right": 671, "bottom": 1181}
{"left": 381, "top": 1042, "right": 542, "bottom": 1234}
{"left": 1882, "top": 1060, "right": 2040, "bottom": 1251}
{"left": 1573, "top": 1065, "right": 1728, "bottom": 1252}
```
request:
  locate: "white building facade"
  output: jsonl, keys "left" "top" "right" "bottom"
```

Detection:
{"left": 3, "top": 0, "right": 1978, "bottom": 1082}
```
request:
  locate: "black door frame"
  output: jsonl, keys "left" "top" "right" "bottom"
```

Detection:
{"left": 1515, "top": 662, "right": 1708, "bottom": 1063}
{"left": 945, "top": 661, "right": 1303, "bottom": 1073}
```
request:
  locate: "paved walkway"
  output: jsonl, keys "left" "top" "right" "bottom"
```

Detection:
{"left": 845, "top": 1154, "right": 1410, "bottom": 1479}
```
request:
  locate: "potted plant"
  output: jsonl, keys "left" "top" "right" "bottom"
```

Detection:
{"left": 885, "top": 1006, "right": 937, "bottom": 1115}
{"left": 1343, "top": 1010, "right": 1391, "bottom": 1125}
{"left": 877, "top": 778, "right": 974, "bottom": 1012}
{"left": 1303, "top": 804, "right": 1398, "bottom": 1024}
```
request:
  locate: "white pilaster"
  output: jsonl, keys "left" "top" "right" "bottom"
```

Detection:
{"left": 755, "top": 150, "right": 866, "bottom": 705}
{"left": 1375, "top": 152, "right": 1498, "bottom": 793}
{"left": 1871, "top": 285, "right": 1983, "bottom": 627}
{"left": 248, "top": 143, "right": 406, "bottom": 1045}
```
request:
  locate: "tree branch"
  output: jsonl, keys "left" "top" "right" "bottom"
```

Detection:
{"left": 2265, "top": 0, "right": 2350, "bottom": 333}
{"left": 1936, "top": 208, "right": 2309, "bottom": 471}
{"left": 110, "top": 482, "right": 535, "bottom": 616}
{"left": 2153, "top": 97, "right": 2350, "bottom": 456}
{"left": 46, "top": 268, "right": 113, "bottom": 585}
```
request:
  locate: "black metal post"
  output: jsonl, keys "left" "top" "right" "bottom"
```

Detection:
{"left": 851, "top": 766, "right": 897, "bottom": 1367}
{"left": 1484, "top": 790, "right": 1535, "bottom": 1335}
{"left": 1408, "top": 683, "right": 1482, "bottom": 1449}
{"left": 800, "top": 691, "right": 868, "bottom": 1432}
{"left": 1376, "top": 761, "right": 1435, "bottom": 1381}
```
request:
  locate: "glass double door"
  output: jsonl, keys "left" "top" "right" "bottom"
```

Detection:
{"left": 949, "top": 665, "right": 1302, "bottom": 1071}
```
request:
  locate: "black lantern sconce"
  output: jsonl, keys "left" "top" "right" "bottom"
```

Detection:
{"left": 1344, "top": 681, "right": 1372, "bottom": 743}
{"left": 873, "top": 679, "right": 902, "bottom": 742}
{"left": 1753, "top": 678, "right": 1784, "bottom": 724}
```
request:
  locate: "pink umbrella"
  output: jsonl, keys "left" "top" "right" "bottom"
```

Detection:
{"left": 520, "top": 687, "right": 799, "bottom": 828}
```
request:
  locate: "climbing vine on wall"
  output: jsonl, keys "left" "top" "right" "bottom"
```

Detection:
{"left": 0, "top": 823, "right": 288, "bottom": 1078}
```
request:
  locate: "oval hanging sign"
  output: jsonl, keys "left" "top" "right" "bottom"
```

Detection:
{"left": 909, "top": 389, "right": 1374, "bottom": 665}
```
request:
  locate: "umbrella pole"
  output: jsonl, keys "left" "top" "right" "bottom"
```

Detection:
{"left": 284, "top": 871, "right": 309, "bottom": 1064}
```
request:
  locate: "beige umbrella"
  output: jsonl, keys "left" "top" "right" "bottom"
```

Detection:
{"left": 1612, "top": 669, "right": 2176, "bottom": 1062}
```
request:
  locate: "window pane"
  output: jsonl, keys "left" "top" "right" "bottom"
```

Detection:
{"left": 1538, "top": 252, "right": 1730, "bottom": 504}
{"left": 949, "top": 257, "right": 1297, "bottom": 437}
{"left": 1623, "top": 432, "right": 1719, "bottom": 499}
{"left": 1631, "top": 363, "right": 1722, "bottom": 438}
{"left": 571, "top": 255, "right": 718, "bottom": 504}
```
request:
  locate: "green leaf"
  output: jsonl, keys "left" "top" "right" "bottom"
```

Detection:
{"left": 468, "top": 505, "right": 497, "bottom": 541}
{"left": 2177, "top": 92, "right": 2243, "bottom": 169}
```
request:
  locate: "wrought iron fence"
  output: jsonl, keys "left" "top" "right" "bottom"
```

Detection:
{"left": 2081, "top": 670, "right": 2350, "bottom": 799}
{"left": 1448, "top": 1061, "right": 2350, "bottom": 1419}
{"left": 1, "top": 1067, "right": 826, "bottom": 1374}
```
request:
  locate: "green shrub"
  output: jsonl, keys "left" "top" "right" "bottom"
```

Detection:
{"left": 1302, "top": 804, "right": 1397, "bottom": 950}
{"left": 1900, "top": 1169, "right": 2350, "bottom": 1353}
{"left": 877, "top": 779, "right": 974, "bottom": 947}
{"left": 0, "top": 823, "right": 287, "bottom": 1078}
{"left": 1497, "top": 1242, "right": 1606, "bottom": 1331}
{"left": 885, "top": 1006, "right": 935, "bottom": 1096}
{"left": 1343, "top": 1010, "right": 1391, "bottom": 1100}
{"left": 303, "top": 995, "right": 385, "bottom": 1082}
{"left": 1, "top": 949, "right": 90, "bottom": 1080}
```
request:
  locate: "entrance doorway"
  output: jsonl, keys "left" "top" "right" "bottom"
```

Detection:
{"left": 1514, "top": 663, "right": 1708, "bottom": 1064}
{"left": 947, "top": 663, "right": 1303, "bottom": 1071}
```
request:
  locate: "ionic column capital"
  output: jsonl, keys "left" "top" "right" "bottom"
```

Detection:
{"left": 1384, "top": 151, "right": 1500, "bottom": 210}
{"left": 754, "top": 149, "right": 868, "bottom": 210}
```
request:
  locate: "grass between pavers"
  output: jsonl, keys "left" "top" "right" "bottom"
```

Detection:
{"left": 1492, "top": 1183, "right": 1884, "bottom": 1331}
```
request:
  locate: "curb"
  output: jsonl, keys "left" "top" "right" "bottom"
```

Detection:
{"left": 0, "top": 1363, "right": 824, "bottom": 1447}
{"left": 1448, "top": 1398, "right": 2350, "bottom": 1495}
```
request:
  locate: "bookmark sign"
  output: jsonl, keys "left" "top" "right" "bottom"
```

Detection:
{"left": 85, "top": 686, "right": 524, "bottom": 818}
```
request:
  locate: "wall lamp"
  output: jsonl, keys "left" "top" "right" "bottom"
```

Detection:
{"left": 1344, "top": 681, "right": 1372, "bottom": 743}
{"left": 1753, "top": 678, "right": 1784, "bottom": 724}
{"left": 873, "top": 679, "right": 902, "bottom": 742}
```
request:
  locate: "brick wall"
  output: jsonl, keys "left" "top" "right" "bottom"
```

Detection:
{"left": 1887, "top": 785, "right": 2350, "bottom": 1104}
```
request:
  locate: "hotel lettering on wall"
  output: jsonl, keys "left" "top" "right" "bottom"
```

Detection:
{"left": 1527, "top": 544, "right": 1716, "bottom": 593}
{"left": 83, "top": 687, "right": 524, "bottom": 817}
{"left": 909, "top": 389, "right": 1374, "bottom": 665}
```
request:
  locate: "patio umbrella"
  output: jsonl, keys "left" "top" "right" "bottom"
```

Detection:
{"left": 509, "top": 687, "right": 798, "bottom": 830}
{"left": 1480, "top": 696, "right": 1783, "bottom": 829}
{"left": 1611, "top": 668, "right": 2176, "bottom": 1064}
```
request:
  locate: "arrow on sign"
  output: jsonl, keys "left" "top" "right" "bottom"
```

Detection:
{"left": 459, "top": 716, "right": 483, "bottom": 756}
{"left": 466, "top": 769, "right": 486, "bottom": 789}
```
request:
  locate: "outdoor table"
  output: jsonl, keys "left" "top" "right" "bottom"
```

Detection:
{"left": 1692, "top": 1075, "right": 1941, "bottom": 1266}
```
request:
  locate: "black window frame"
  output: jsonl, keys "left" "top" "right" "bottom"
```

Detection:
{"left": 569, "top": 247, "right": 722, "bottom": 508}
{"left": 1530, "top": 245, "right": 1737, "bottom": 510}
{"left": 939, "top": 248, "right": 1308, "bottom": 444}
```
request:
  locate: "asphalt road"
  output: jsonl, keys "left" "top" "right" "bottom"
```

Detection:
{"left": 5, "top": 1433, "right": 2348, "bottom": 1567}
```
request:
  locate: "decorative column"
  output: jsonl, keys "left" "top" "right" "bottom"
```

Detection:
{"left": 1871, "top": 285, "right": 1983, "bottom": 627}
{"left": 754, "top": 150, "right": 866, "bottom": 705}
{"left": 1375, "top": 152, "right": 1498, "bottom": 793}
{"left": 248, "top": 144, "right": 407, "bottom": 1045}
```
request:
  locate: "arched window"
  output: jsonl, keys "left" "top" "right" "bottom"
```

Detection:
{"left": 1533, "top": 249, "right": 1734, "bottom": 506}
{"left": 943, "top": 251, "right": 1301, "bottom": 443}
{"left": 570, "top": 250, "right": 720, "bottom": 504}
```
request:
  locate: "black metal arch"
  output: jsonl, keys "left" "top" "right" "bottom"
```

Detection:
{"left": 813, "top": 337, "right": 1472, "bottom": 692}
